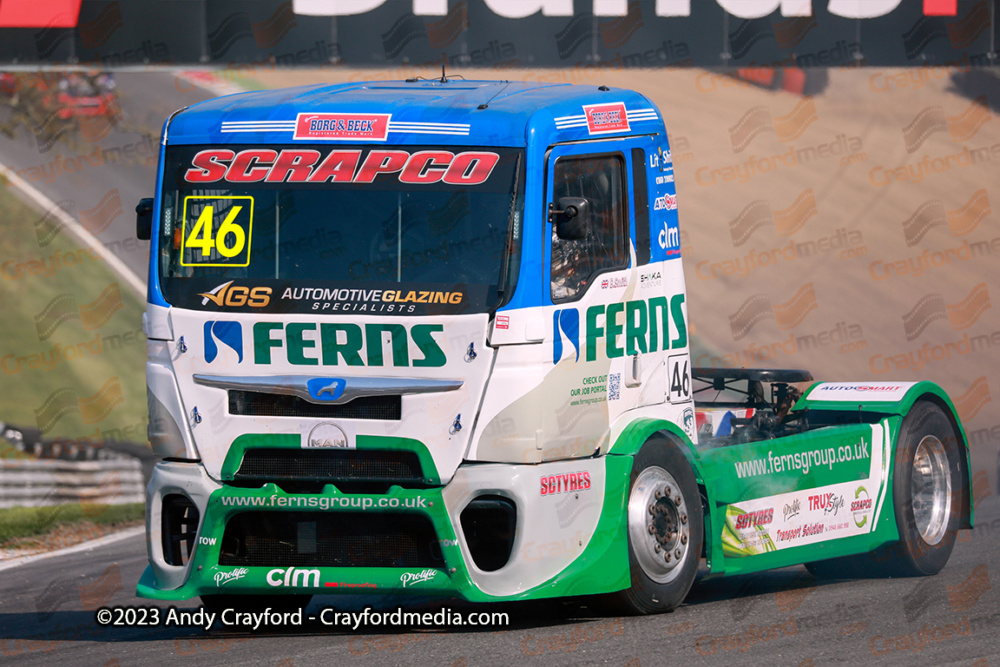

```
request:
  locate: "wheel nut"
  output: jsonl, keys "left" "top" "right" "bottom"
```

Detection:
{"left": 648, "top": 504, "right": 656, "bottom": 515}
{"left": 654, "top": 544, "right": 661, "bottom": 553}
{"left": 664, "top": 553, "right": 672, "bottom": 563}
{"left": 654, "top": 490, "right": 662, "bottom": 499}
{"left": 665, "top": 486, "right": 671, "bottom": 496}
{"left": 675, "top": 496, "right": 682, "bottom": 505}
{"left": 648, "top": 524, "right": 656, "bottom": 534}
{"left": 681, "top": 513, "right": 688, "bottom": 524}
{"left": 675, "top": 548, "right": 682, "bottom": 559}
{"left": 681, "top": 534, "right": 688, "bottom": 545}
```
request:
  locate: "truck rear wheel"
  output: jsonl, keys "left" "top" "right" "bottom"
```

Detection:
{"left": 607, "top": 436, "right": 703, "bottom": 614}
{"left": 806, "top": 401, "right": 964, "bottom": 579}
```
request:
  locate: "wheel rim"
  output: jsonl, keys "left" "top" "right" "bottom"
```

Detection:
{"left": 627, "top": 466, "right": 692, "bottom": 584}
{"left": 911, "top": 435, "right": 951, "bottom": 545}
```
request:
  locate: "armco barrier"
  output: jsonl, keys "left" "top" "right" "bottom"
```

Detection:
{"left": 0, "top": 458, "right": 144, "bottom": 509}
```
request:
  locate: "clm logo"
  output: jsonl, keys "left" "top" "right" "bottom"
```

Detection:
{"left": 204, "top": 321, "right": 243, "bottom": 363}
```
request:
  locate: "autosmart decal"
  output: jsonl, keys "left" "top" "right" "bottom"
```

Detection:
{"left": 202, "top": 319, "right": 446, "bottom": 367}
{"left": 169, "top": 278, "right": 485, "bottom": 316}
{"left": 183, "top": 148, "right": 499, "bottom": 185}
{"left": 552, "top": 295, "right": 687, "bottom": 365}
{"left": 294, "top": 113, "right": 390, "bottom": 141}
{"left": 540, "top": 471, "right": 591, "bottom": 496}
{"left": 806, "top": 382, "right": 915, "bottom": 403}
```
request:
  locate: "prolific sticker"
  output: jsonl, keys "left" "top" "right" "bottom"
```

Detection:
{"left": 583, "top": 102, "right": 629, "bottom": 134}
{"left": 294, "top": 113, "right": 391, "bottom": 141}
{"left": 181, "top": 196, "right": 254, "bottom": 267}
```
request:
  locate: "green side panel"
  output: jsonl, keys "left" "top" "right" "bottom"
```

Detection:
{"left": 700, "top": 424, "right": 875, "bottom": 505}
{"left": 795, "top": 381, "right": 973, "bottom": 526}
{"left": 705, "top": 417, "right": 905, "bottom": 577}
{"left": 221, "top": 433, "right": 441, "bottom": 484}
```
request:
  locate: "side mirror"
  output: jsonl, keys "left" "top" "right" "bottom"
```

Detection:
{"left": 548, "top": 196, "right": 591, "bottom": 240}
{"left": 136, "top": 198, "right": 153, "bottom": 240}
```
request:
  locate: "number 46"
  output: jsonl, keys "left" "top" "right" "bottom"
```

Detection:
{"left": 668, "top": 355, "right": 690, "bottom": 403}
{"left": 187, "top": 205, "right": 246, "bottom": 258}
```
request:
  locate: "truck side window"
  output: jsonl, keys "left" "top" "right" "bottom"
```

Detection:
{"left": 631, "top": 148, "right": 651, "bottom": 266}
{"left": 550, "top": 154, "right": 627, "bottom": 301}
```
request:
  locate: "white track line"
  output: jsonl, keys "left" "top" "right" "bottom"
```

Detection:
{"left": 0, "top": 163, "right": 145, "bottom": 298}
{"left": 0, "top": 525, "right": 144, "bottom": 572}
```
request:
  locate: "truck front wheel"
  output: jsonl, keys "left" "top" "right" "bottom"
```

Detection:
{"left": 607, "top": 436, "right": 703, "bottom": 614}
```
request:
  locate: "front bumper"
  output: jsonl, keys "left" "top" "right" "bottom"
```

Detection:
{"left": 137, "top": 456, "right": 632, "bottom": 602}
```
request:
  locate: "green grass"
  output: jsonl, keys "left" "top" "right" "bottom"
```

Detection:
{"left": 0, "top": 185, "right": 148, "bottom": 442}
{"left": 0, "top": 501, "right": 145, "bottom": 547}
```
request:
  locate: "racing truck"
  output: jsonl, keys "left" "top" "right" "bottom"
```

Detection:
{"left": 136, "top": 78, "right": 972, "bottom": 615}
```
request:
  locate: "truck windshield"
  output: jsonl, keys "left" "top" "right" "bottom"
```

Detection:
{"left": 157, "top": 144, "right": 523, "bottom": 315}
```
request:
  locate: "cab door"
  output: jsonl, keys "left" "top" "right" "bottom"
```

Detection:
{"left": 540, "top": 138, "right": 666, "bottom": 460}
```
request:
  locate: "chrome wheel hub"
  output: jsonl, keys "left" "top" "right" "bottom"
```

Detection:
{"left": 628, "top": 466, "right": 692, "bottom": 583}
{"left": 911, "top": 435, "right": 951, "bottom": 545}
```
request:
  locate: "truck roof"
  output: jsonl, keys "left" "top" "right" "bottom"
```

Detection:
{"left": 164, "top": 79, "right": 663, "bottom": 147}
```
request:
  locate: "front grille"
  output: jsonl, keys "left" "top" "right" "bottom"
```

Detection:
{"left": 218, "top": 511, "right": 442, "bottom": 568}
{"left": 229, "top": 390, "right": 401, "bottom": 420}
{"left": 234, "top": 448, "right": 425, "bottom": 484}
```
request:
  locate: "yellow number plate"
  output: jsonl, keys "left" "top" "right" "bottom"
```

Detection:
{"left": 180, "top": 196, "right": 254, "bottom": 267}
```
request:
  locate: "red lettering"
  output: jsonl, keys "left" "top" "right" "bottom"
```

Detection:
{"left": 582, "top": 472, "right": 590, "bottom": 489}
{"left": 226, "top": 149, "right": 277, "bottom": 182}
{"left": 308, "top": 150, "right": 361, "bottom": 183}
{"left": 443, "top": 152, "right": 500, "bottom": 185}
{"left": 399, "top": 151, "right": 453, "bottom": 184}
{"left": 185, "top": 149, "right": 234, "bottom": 183}
{"left": 266, "top": 150, "right": 321, "bottom": 182}
{"left": 354, "top": 150, "right": 409, "bottom": 183}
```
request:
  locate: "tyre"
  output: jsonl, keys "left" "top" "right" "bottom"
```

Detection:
{"left": 606, "top": 436, "right": 703, "bottom": 614}
{"left": 200, "top": 594, "right": 312, "bottom": 617}
{"left": 885, "top": 401, "right": 964, "bottom": 575}
{"left": 806, "top": 401, "right": 964, "bottom": 579}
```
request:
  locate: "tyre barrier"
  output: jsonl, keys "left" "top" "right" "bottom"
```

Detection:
{"left": 0, "top": 457, "right": 145, "bottom": 509}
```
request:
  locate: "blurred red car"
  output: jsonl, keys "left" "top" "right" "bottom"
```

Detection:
{"left": 49, "top": 72, "right": 118, "bottom": 119}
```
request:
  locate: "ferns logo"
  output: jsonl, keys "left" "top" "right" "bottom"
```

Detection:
{"left": 204, "top": 321, "right": 243, "bottom": 363}
{"left": 552, "top": 309, "right": 580, "bottom": 364}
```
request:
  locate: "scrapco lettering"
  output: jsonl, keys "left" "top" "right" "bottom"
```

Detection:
{"left": 734, "top": 441, "right": 869, "bottom": 479}
{"left": 185, "top": 149, "right": 499, "bottom": 185}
